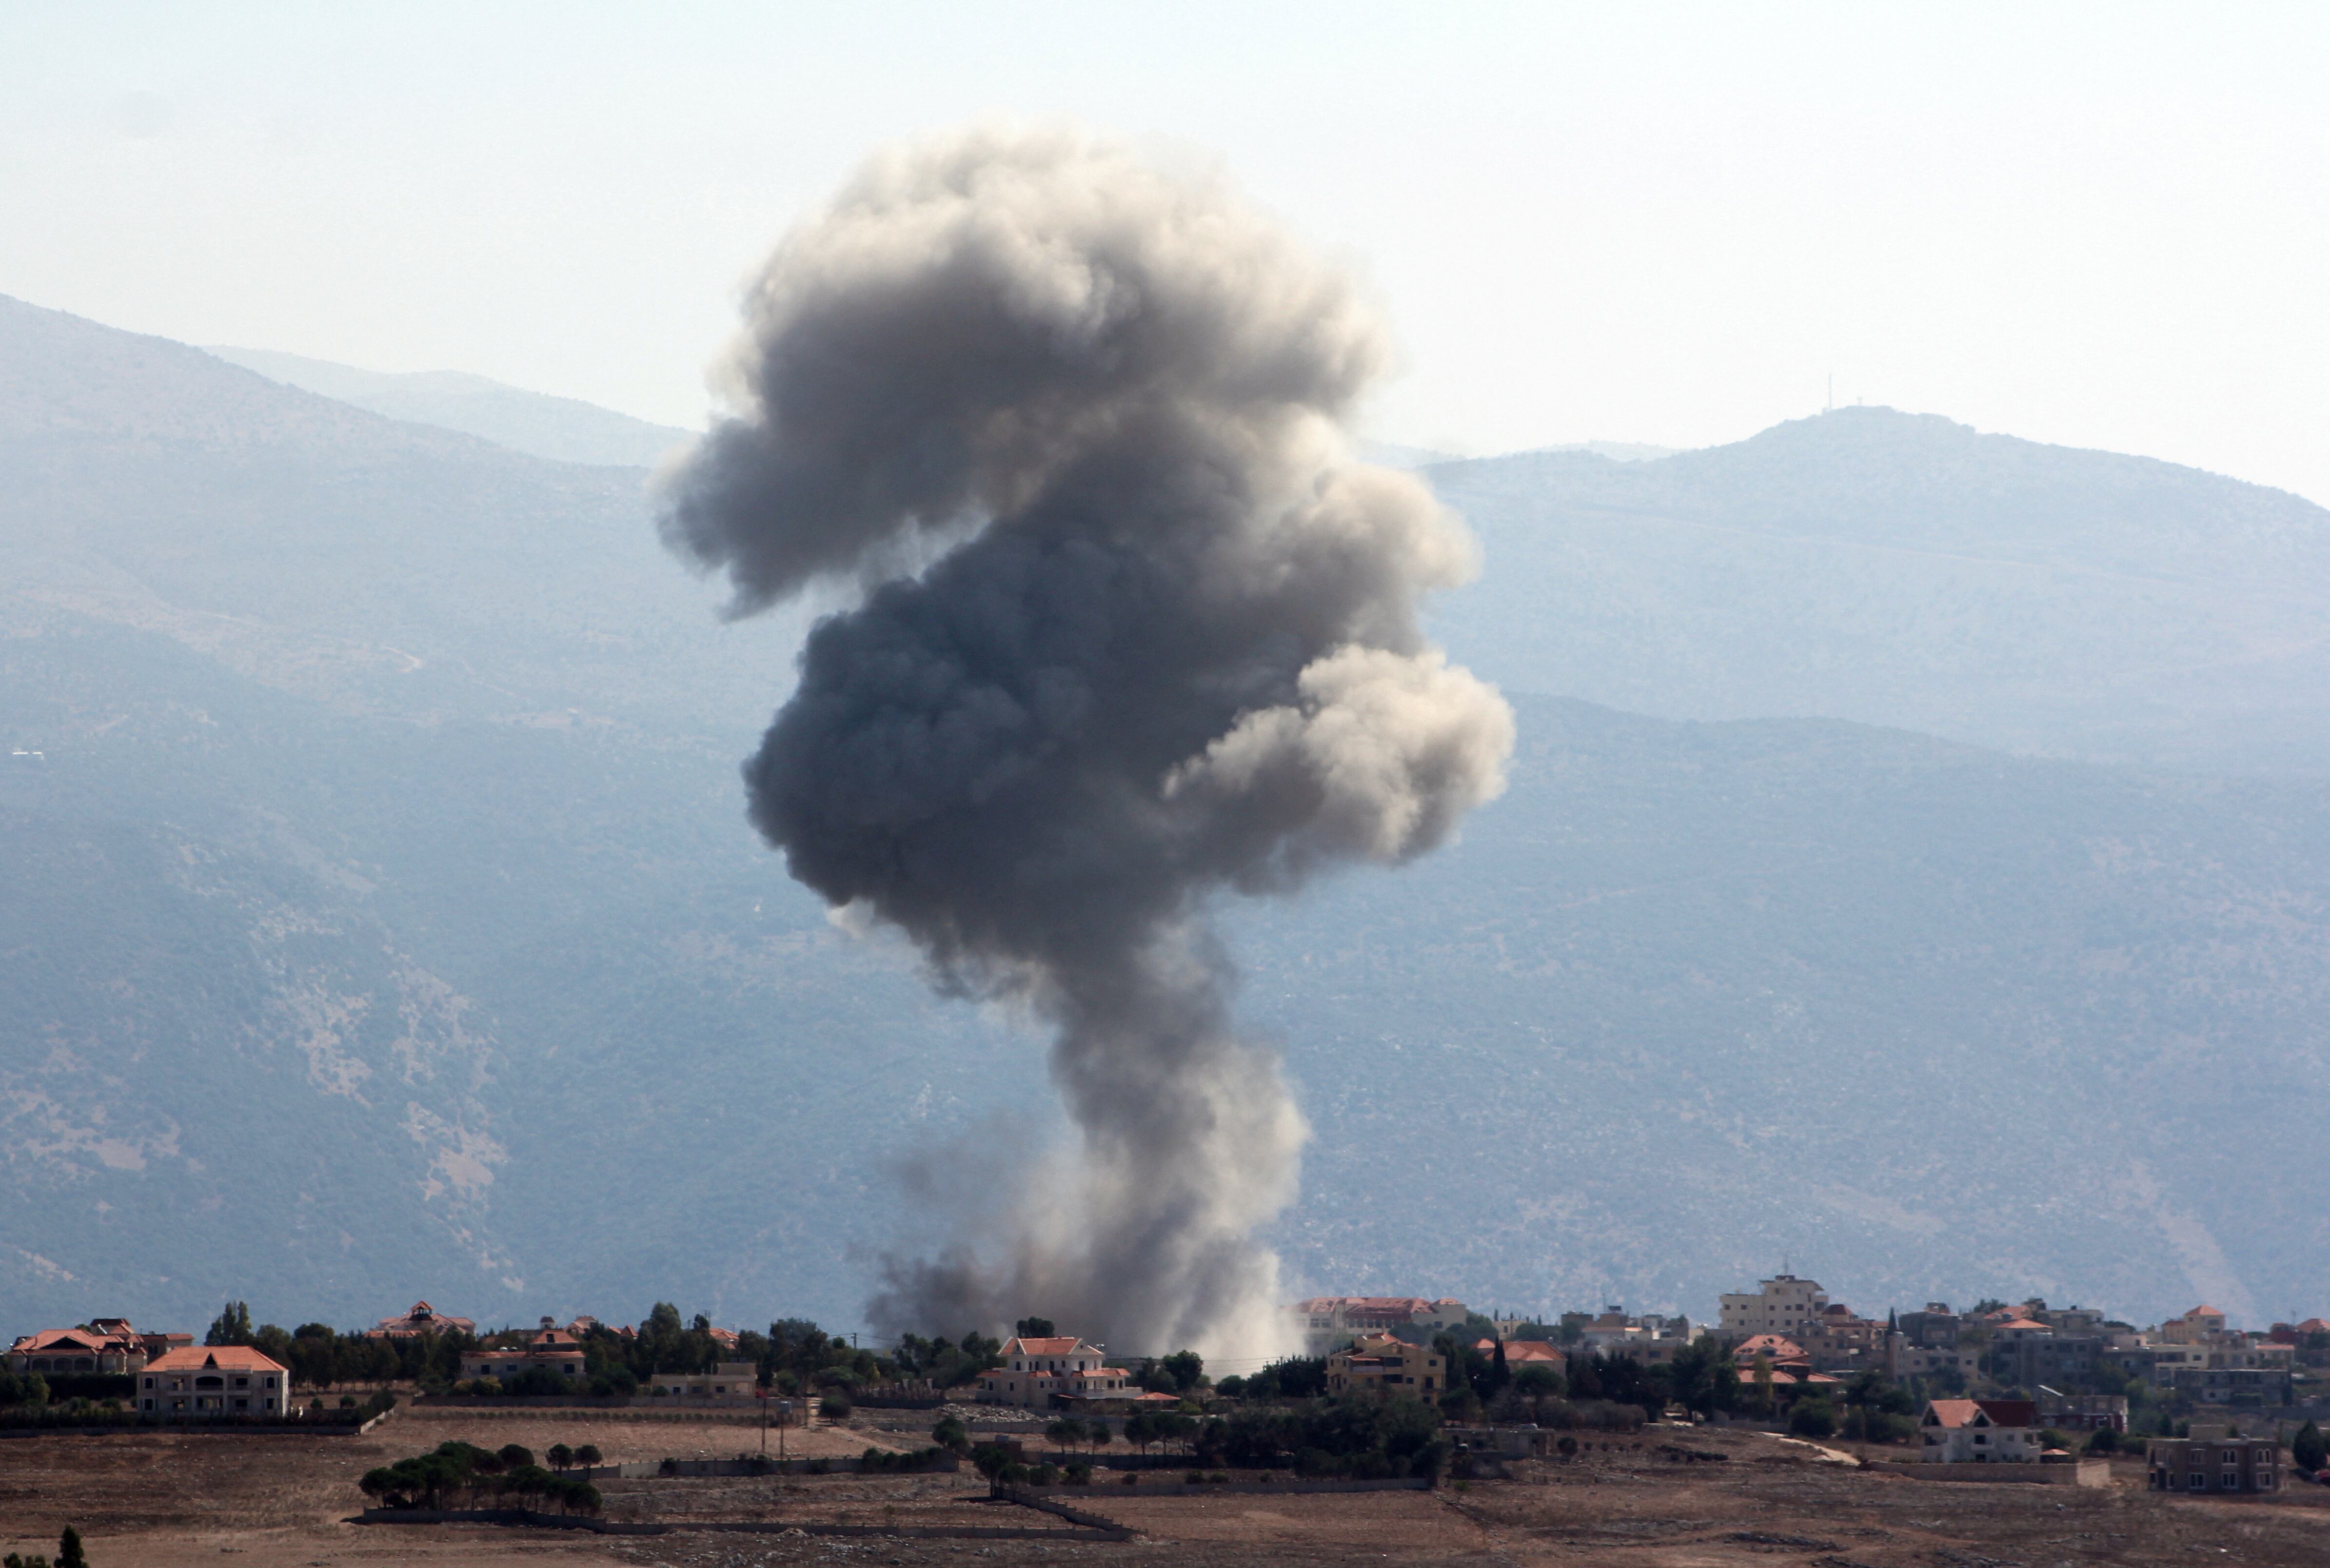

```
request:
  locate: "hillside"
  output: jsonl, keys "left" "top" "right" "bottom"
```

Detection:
{"left": 1427, "top": 412, "right": 2330, "bottom": 772}
{"left": 207, "top": 346, "right": 695, "bottom": 469}
{"left": 3, "top": 293, "right": 2327, "bottom": 1339}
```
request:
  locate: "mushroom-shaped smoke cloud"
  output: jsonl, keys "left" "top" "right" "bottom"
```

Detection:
{"left": 660, "top": 127, "right": 1513, "bottom": 1358}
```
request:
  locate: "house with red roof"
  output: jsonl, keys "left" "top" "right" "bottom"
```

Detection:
{"left": 1475, "top": 1338, "right": 1567, "bottom": 1374}
{"left": 1290, "top": 1296, "right": 1469, "bottom": 1352}
{"left": 137, "top": 1346, "right": 290, "bottom": 1417}
{"left": 460, "top": 1323, "right": 589, "bottom": 1387}
{"left": 975, "top": 1335, "right": 1140, "bottom": 1409}
{"left": 367, "top": 1300, "right": 476, "bottom": 1338}
{"left": 1918, "top": 1398, "right": 2040, "bottom": 1463}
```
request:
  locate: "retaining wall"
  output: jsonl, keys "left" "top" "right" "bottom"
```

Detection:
{"left": 354, "top": 1506, "right": 1121, "bottom": 1541}
{"left": 1864, "top": 1460, "right": 2110, "bottom": 1487}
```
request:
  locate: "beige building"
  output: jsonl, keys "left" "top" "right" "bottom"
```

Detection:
{"left": 138, "top": 1347, "right": 289, "bottom": 1417}
{"left": 461, "top": 1322, "right": 590, "bottom": 1385}
{"left": 1718, "top": 1275, "right": 1830, "bottom": 1340}
{"left": 1291, "top": 1297, "right": 1468, "bottom": 1354}
{"left": 648, "top": 1360, "right": 762, "bottom": 1399}
{"left": 975, "top": 1335, "right": 1138, "bottom": 1409}
{"left": 1325, "top": 1332, "right": 1447, "bottom": 1399}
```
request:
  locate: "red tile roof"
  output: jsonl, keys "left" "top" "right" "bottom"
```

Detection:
{"left": 1927, "top": 1398, "right": 2036, "bottom": 1429}
{"left": 146, "top": 1347, "right": 288, "bottom": 1375}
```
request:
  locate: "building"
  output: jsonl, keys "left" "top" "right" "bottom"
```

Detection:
{"left": 1474, "top": 1339, "right": 1568, "bottom": 1375}
{"left": 1718, "top": 1275, "right": 1830, "bottom": 1340}
{"left": 1799, "top": 1303, "right": 1884, "bottom": 1372}
{"left": 1992, "top": 1332, "right": 2104, "bottom": 1392}
{"left": 2167, "top": 1366, "right": 2293, "bottom": 1407}
{"left": 6, "top": 1318, "right": 189, "bottom": 1375}
{"left": 974, "top": 1336, "right": 1139, "bottom": 1410}
{"left": 647, "top": 1361, "right": 762, "bottom": 1400}
{"left": 138, "top": 1347, "right": 289, "bottom": 1417}
{"left": 1290, "top": 1297, "right": 1468, "bottom": 1354}
{"left": 368, "top": 1300, "right": 476, "bottom": 1338}
{"left": 2036, "top": 1388, "right": 2128, "bottom": 1433}
{"left": 1887, "top": 1337, "right": 1981, "bottom": 1383}
{"left": 1325, "top": 1333, "right": 1447, "bottom": 1399}
{"left": 8, "top": 1323, "right": 145, "bottom": 1375}
{"left": 1917, "top": 1398, "right": 2040, "bottom": 1463}
{"left": 459, "top": 1321, "right": 591, "bottom": 1385}
{"left": 2154, "top": 1305, "right": 2230, "bottom": 1345}
{"left": 2147, "top": 1429, "right": 2282, "bottom": 1494}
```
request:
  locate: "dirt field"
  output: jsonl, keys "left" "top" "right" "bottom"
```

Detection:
{"left": 11, "top": 1418, "right": 2330, "bottom": 1568}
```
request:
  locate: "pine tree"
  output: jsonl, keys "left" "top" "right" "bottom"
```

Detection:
{"left": 55, "top": 1527, "right": 86, "bottom": 1568}
{"left": 2293, "top": 1419, "right": 2326, "bottom": 1473}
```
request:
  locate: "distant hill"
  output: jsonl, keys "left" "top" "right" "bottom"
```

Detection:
{"left": 4, "top": 293, "right": 2328, "bottom": 1339}
{"left": 207, "top": 345, "right": 695, "bottom": 469}
{"left": 1427, "top": 410, "right": 2330, "bottom": 772}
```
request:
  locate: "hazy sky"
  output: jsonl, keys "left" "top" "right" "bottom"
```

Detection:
{"left": 8, "top": 3, "right": 2327, "bottom": 500}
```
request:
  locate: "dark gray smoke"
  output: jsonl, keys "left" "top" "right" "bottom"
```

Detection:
{"left": 659, "top": 126, "right": 1512, "bottom": 1358}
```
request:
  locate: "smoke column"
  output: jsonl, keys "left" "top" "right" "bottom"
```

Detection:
{"left": 659, "top": 127, "right": 1513, "bottom": 1358}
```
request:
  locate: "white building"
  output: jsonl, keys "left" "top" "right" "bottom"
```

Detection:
{"left": 1918, "top": 1398, "right": 2041, "bottom": 1463}
{"left": 1718, "top": 1274, "right": 1830, "bottom": 1340}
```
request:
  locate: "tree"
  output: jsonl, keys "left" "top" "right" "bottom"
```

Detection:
{"left": 55, "top": 1530, "right": 85, "bottom": 1568}
{"left": 1789, "top": 1399, "right": 1836, "bottom": 1439}
{"left": 1014, "top": 1317, "right": 1056, "bottom": 1338}
{"left": 2293, "top": 1420, "right": 2326, "bottom": 1473}
{"left": 547, "top": 1444, "right": 574, "bottom": 1470}
{"left": 2085, "top": 1428, "right": 2121, "bottom": 1455}
{"left": 205, "top": 1302, "right": 255, "bottom": 1347}
{"left": 574, "top": 1444, "right": 603, "bottom": 1468}
{"left": 497, "top": 1444, "right": 533, "bottom": 1470}
{"left": 1159, "top": 1350, "right": 1204, "bottom": 1392}
{"left": 931, "top": 1414, "right": 969, "bottom": 1454}
{"left": 1045, "top": 1417, "right": 1086, "bottom": 1451}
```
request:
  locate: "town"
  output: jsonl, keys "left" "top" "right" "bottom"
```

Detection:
{"left": 11, "top": 1271, "right": 2328, "bottom": 1499}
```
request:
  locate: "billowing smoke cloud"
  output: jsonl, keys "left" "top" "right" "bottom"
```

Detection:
{"left": 660, "top": 126, "right": 1513, "bottom": 1358}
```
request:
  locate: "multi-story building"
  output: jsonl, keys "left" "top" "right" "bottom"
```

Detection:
{"left": 1917, "top": 1398, "right": 2040, "bottom": 1463}
{"left": 1718, "top": 1275, "right": 1830, "bottom": 1341}
{"left": 1887, "top": 1338, "right": 1981, "bottom": 1383}
{"left": 2147, "top": 1429, "right": 2281, "bottom": 1494}
{"left": 2035, "top": 1388, "right": 2127, "bottom": 1432}
{"left": 2154, "top": 1305, "right": 2230, "bottom": 1345}
{"left": 1290, "top": 1297, "right": 1467, "bottom": 1354}
{"left": 1325, "top": 1333, "right": 1447, "bottom": 1399}
{"left": 1894, "top": 1305, "right": 1963, "bottom": 1349}
{"left": 460, "top": 1321, "right": 591, "bottom": 1386}
{"left": 647, "top": 1361, "right": 764, "bottom": 1400}
{"left": 1992, "top": 1332, "right": 2104, "bottom": 1392}
{"left": 137, "top": 1347, "right": 290, "bottom": 1417}
{"left": 975, "top": 1335, "right": 1138, "bottom": 1409}
{"left": 2167, "top": 1366, "right": 2293, "bottom": 1407}
{"left": 1801, "top": 1303, "right": 1884, "bottom": 1372}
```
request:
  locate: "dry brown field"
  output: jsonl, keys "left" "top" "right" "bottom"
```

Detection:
{"left": 9, "top": 1417, "right": 2330, "bottom": 1568}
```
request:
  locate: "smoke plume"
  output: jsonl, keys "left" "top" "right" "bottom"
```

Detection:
{"left": 660, "top": 127, "right": 1513, "bottom": 1357}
